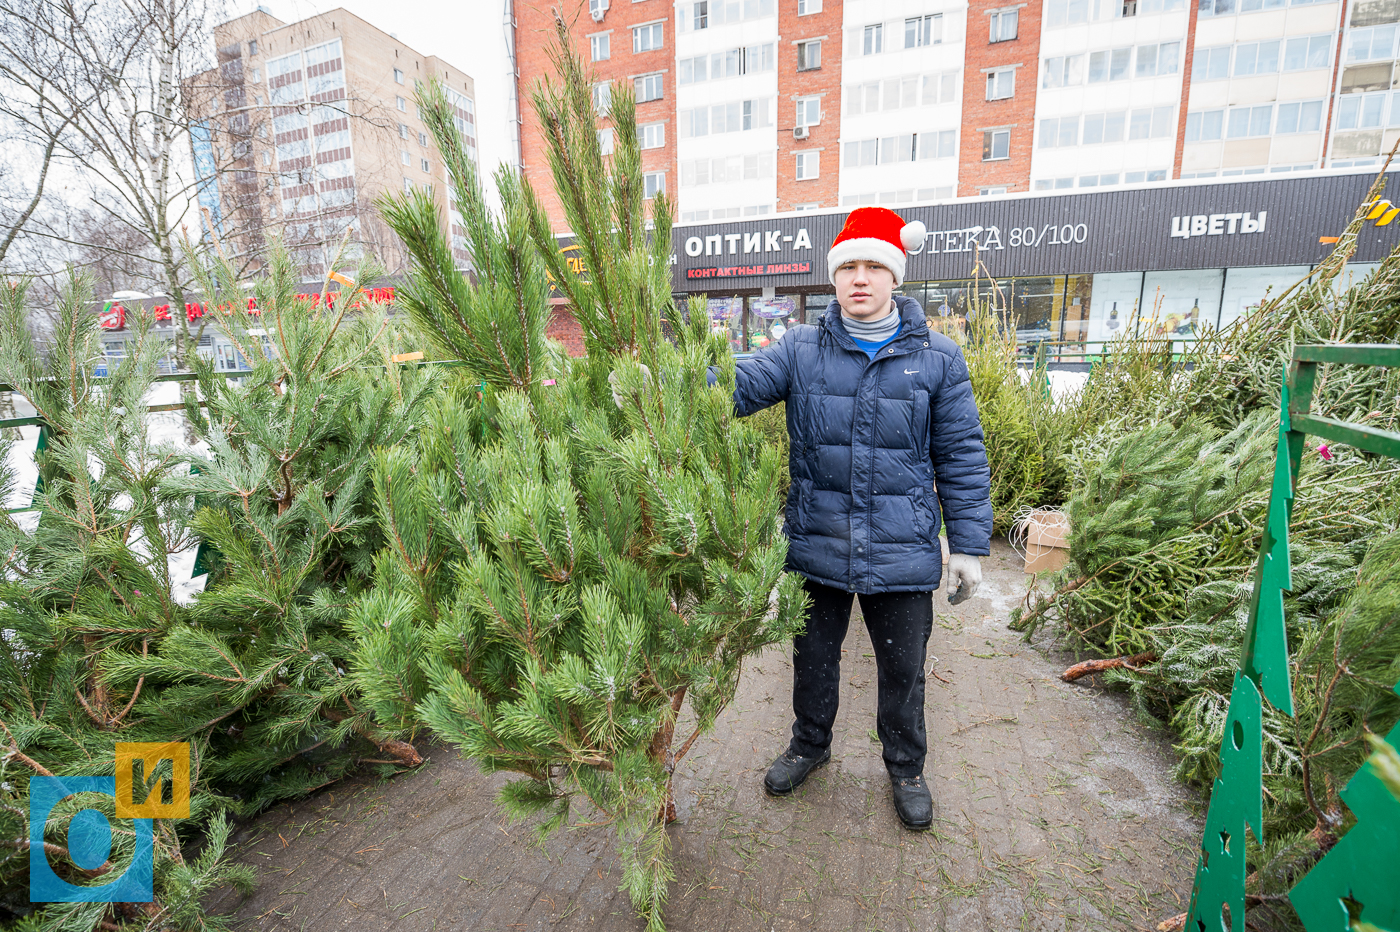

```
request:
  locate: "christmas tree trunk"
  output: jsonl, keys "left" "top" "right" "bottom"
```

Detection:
{"left": 355, "top": 23, "right": 806, "bottom": 930}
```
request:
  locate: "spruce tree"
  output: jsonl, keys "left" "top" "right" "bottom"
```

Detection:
{"left": 354, "top": 25, "right": 807, "bottom": 930}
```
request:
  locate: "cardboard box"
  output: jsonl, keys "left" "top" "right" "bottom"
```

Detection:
{"left": 1023, "top": 510, "right": 1070, "bottom": 575}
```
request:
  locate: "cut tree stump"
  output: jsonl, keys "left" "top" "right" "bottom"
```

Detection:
{"left": 1061, "top": 652, "right": 1157, "bottom": 682}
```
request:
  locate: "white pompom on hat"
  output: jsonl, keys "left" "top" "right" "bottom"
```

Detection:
{"left": 827, "top": 207, "right": 927, "bottom": 287}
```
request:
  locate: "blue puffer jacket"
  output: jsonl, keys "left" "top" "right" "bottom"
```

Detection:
{"left": 730, "top": 296, "right": 992, "bottom": 593}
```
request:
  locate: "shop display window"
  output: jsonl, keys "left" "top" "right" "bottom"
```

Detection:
{"left": 1219, "top": 266, "right": 1310, "bottom": 330}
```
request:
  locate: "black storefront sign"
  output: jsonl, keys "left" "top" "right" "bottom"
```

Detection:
{"left": 668, "top": 172, "right": 1400, "bottom": 291}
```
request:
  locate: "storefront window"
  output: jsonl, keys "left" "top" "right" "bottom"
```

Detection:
{"left": 1140, "top": 269, "right": 1223, "bottom": 339}
{"left": 1087, "top": 272, "right": 1143, "bottom": 344}
{"left": 805, "top": 293, "right": 835, "bottom": 324}
{"left": 708, "top": 296, "right": 745, "bottom": 351}
{"left": 1219, "top": 266, "right": 1309, "bottom": 331}
{"left": 747, "top": 294, "right": 799, "bottom": 349}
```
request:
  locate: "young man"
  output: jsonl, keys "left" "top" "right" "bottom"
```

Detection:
{"left": 723, "top": 207, "right": 993, "bottom": 829}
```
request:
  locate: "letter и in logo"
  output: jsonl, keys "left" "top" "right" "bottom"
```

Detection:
{"left": 29, "top": 742, "right": 189, "bottom": 903}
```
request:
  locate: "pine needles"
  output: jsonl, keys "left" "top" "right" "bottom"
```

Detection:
{"left": 1009, "top": 182, "right": 1400, "bottom": 921}
{"left": 357, "top": 18, "right": 805, "bottom": 930}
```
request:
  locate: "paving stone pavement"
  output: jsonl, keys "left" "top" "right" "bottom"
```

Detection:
{"left": 207, "top": 542, "right": 1202, "bottom": 931}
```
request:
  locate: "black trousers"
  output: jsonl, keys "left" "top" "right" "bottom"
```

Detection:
{"left": 788, "top": 578, "right": 935, "bottom": 779}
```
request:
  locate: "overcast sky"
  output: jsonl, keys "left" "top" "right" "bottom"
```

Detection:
{"left": 230, "top": 0, "right": 517, "bottom": 187}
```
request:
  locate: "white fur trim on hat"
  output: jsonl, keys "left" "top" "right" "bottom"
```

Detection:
{"left": 827, "top": 237, "right": 908, "bottom": 287}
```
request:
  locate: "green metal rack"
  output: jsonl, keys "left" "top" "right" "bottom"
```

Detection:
{"left": 1185, "top": 343, "right": 1400, "bottom": 932}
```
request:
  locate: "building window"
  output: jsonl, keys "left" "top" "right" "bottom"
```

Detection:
{"left": 906, "top": 14, "right": 942, "bottom": 48}
{"left": 643, "top": 171, "right": 665, "bottom": 198}
{"left": 591, "top": 33, "right": 610, "bottom": 61}
{"left": 1234, "top": 40, "right": 1280, "bottom": 76}
{"left": 982, "top": 129, "right": 1010, "bottom": 160}
{"left": 598, "top": 128, "right": 615, "bottom": 154}
{"left": 1226, "top": 103, "right": 1273, "bottom": 137}
{"left": 404, "top": 177, "right": 413, "bottom": 192}
{"left": 1184, "top": 109, "right": 1224, "bottom": 141}
{"left": 986, "top": 69, "right": 1014, "bottom": 100}
{"left": 797, "top": 39, "right": 821, "bottom": 70}
{"left": 1275, "top": 98, "right": 1324, "bottom": 133}
{"left": 1128, "top": 105, "right": 1175, "bottom": 138}
{"left": 399, "top": 123, "right": 409, "bottom": 139}
{"left": 249, "top": 39, "right": 258, "bottom": 55}
{"left": 1336, "top": 93, "right": 1384, "bottom": 130}
{"left": 1136, "top": 41, "right": 1180, "bottom": 77}
{"left": 797, "top": 0, "right": 821, "bottom": 13}
{"left": 796, "top": 96, "right": 820, "bottom": 126}
{"left": 980, "top": 186, "right": 1009, "bottom": 196}
{"left": 249, "top": 67, "right": 261, "bottom": 82}
{"left": 863, "top": 23, "right": 883, "bottom": 55}
{"left": 989, "top": 9, "right": 1017, "bottom": 42}
{"left": 396, "top": 96, "right": 407, "bottom": 111}
{"left": 795, "top": 151, "right": 820, "bottom": 179}
{"left": 419, "top": 132, "right": 429, "bottom": 146}
{"left": 592, "top": 81, "right": 612, "bottom": 114}
{"left": 633, "top": 21, "right": 664, "bottom": 53}
{"left": 635, "top": 72, "right": 664, "bottom": 102}
{"left": 1088, "top": 47, "right": 1132, "bottom": 82}
{"left": 1284, "top": 35, "right": 1332, "bottom": 71}
{"left": 1082, "top": 110, "right": 1126, "bottom": 142}
{"left": 638, "top": 122, "right": 665, "bottom": 148}
{"left": 402, "top": 150, "right": 412, "bottom": 165}
{"left": 394, "top": 68, "right": 404, "bottom": 83}
{"left": 693, "top": 0, "right": 708, "bottom": 28}
{"left": 1192, "top": 46, "right": 1231, "bottom": 81}
{"left": 1348, "top": 25, "right": 1398, "bottom": 63}
{"left": 589, "top": 0, "right": 609, "bottom": 18}
{"left": 421, "top": 157, "right": 430, "bottom": 172}
{"left": 794, "top": 202, "right": 819, "bottom": 210}
{"left": 1038, "top": 116, "right": 1080, "bottom": 147}
{"left": 1042, "top": 54, "right": 1084, "bottom": 87}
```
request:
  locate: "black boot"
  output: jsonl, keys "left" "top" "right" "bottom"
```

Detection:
{"left": 890, "top": 775, "right": 932, "bottom": 829}
{"left": 763, "top": 748, "right": 830, "bottom": 796}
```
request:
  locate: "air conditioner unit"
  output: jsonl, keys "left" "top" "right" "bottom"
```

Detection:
{"left": 590, "top": 0, "right": 608, "bottom": 20}
{"left": 793, "top": 125, "right": 809, "bottom": 139}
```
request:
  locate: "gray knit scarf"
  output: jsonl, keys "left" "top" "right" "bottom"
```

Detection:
{"left": 841, "top": 304, "right": 900, "bottom": 343}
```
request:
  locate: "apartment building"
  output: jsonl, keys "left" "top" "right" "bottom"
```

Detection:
{"left": 187, "top": 7, "right": 478, "bottom": 276}
{"left": 513, "top": 0, "right": 1400, "bottom": 225}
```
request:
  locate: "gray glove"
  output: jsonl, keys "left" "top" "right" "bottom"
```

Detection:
{"left": 946, "top": 553, "right": 982, "bottom": 605}
{"left": 607, "top": 363, "right": 652, "bottom": 408}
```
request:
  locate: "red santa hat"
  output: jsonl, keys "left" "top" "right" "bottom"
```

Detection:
{"left": 827, "top": 207, "right": 927, "bottom": 287}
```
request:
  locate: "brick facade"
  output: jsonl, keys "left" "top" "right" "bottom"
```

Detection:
{"left": 514, "top": 0, "right": 679, "bottom": 234}
{"left": 776, "top": 1, "right": 843, "bottom": 211}
{"left": 956, "top": 0, "right": 1040, "bottom": 196}
{"left": 547, "top": 301, "right": 588, "bottom": 356}
{"left": 1171, "top": 0, "right": 1203, "bottom": 179}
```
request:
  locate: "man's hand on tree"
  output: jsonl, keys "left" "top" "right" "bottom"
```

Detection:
{"left": 607, "top": 363, "right": 652, "bottom": 408}
{"left": 945, "top": 553, "right": 982, "bottom": 605}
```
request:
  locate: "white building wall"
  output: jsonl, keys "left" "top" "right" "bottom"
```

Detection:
{"left": 1031, "top": 4, "right": 1191, "bottom": 190}
{"left": 1183, "top": 0, "right": 1341, "bottom": 177}
{"left": 838, "top": 0, "right": 966, "bottom": 206}
{"left": 675, "top": 1, "right": 780, "bottom": 220}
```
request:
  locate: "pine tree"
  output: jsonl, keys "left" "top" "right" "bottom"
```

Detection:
{"left": 0, "top": 273, "right": 253, "bottom": 930}
{"left": 100, "top": 242, "right": 434, "bottom": 810}
{"left": 354, "top": 25, "right": 807, "bottom": 930}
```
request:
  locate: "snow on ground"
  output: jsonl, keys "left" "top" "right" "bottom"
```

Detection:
{"left": 1017, "top": 367, "right": 1089, "bottom": 403}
